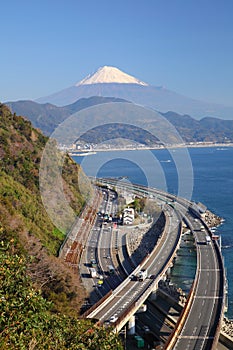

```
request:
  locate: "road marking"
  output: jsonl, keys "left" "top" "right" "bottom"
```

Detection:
{"left": 192, "top": 326, "right": 197, "bottom": 334}
{"left": 195, "top": 296, "right": 222, "bottom": 299}
{"left": 200, "top": 269, "right": 221, "bottom": 271}
{"left": 178, "top": 336, "right": 215, "bottom": 339}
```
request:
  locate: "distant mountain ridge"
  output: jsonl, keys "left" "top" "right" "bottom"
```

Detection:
{"left": 7, "top": 96, "right": 233, "bottom": 145}
{"left": 7, "top": 96, "right": 128, "bottom": 135}
{"left": 35, "top": 66, "right": 233, "bottom": 120}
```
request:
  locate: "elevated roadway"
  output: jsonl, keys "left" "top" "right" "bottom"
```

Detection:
{"left": 96, "top": 178, "right": 225, "bottom": 350}
{"left": 85, "top": 187, "right": 183, "bottom": 330}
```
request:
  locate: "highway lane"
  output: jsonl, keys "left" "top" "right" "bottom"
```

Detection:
{"left": 97, "top": 188, "right": 124, "bottom": 290}
{"left": 80, "top": 187, "right": 123, "bottom": 299}
{"left": 162, "top": 202, "right": 224, "bottom": 349}
{"left": 80, "top": 189, "right": 110, "bottom": 298}
{"left": 87, "top": 204, "right": 182, "bottom": 325}
{"left": 136, "top": 299, "right": 177, "bottom": 343}
{"left": 173, "top": 224, "right": 223, "bottom": 350}
{"left": 94, "top": 179, "right": 224, "bottom": 349}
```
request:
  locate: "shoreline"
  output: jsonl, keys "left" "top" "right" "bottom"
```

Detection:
{"left": 69, "top": 142, "right": 233, "bottom": 155}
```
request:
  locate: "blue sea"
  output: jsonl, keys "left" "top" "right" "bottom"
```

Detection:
{"left": 73, "top": 146, "right": 233, "bottom": 319}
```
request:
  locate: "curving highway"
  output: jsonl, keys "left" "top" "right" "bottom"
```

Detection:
{"left": 78, "top": 178, "right": 225, "bottom": 350}
{"left": 93, "top": 179, "right": 225, "bottom": 350}
{"left": 170, "top": 212, "right": 224, "bottom": 350}
{"left": 85, "top": 188, "right": 183, "bottom": 329}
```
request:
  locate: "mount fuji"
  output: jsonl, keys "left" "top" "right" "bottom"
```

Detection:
{"left": 36, "top": 66, "right": 233, "bottom": 119}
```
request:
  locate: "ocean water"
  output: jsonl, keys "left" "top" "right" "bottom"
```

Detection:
{"left": 73, "top": 146, "right": 233, "bottom": 318}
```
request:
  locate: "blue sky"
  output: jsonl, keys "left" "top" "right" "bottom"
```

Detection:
{"left": 1, "top": 0, "right": 233, "bottom": 106}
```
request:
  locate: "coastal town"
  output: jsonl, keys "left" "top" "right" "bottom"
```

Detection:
{"left": 59, "top": 141, "right": 233, "bottom": 156}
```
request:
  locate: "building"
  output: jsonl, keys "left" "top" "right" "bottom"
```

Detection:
{"left": 123, "top": 207, "right": 135, "bottom": 225}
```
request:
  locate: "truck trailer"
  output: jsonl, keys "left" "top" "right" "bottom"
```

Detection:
{"left": 89, "top": 267, "right": 97, "bottom": 278}
{"left": 137, "top": 269, "right": 147, "bottom": 281}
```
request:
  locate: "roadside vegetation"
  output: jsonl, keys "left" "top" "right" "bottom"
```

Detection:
{"left": 0, "top": 104, "right": 123, "bottom": 349}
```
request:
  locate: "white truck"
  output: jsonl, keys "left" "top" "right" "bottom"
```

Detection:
{"left": 89, "top": 267, "right": 97, "bottom": 278}
{"left": 137, "top": 269, "right": 147, "bottom": 281}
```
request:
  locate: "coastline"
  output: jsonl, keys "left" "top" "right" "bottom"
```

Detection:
{"left": 69, "top": 142, "right": 233, "bottom": 155}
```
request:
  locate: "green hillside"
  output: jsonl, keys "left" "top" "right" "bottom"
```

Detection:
{"left": 0, "top": 104, "right": 123, "bottom": 349}
{"left": 8, "top": 97, "right": 233, "bottom": 145}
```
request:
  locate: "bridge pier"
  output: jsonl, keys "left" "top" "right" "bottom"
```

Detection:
{"left": 149, "top": 290, "right": 158, "bottom": 301}
{"left": 128, "top": 315, "right": 136, "bottom": 335}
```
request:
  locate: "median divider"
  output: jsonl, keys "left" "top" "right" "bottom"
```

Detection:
{"left": 163, "top": 218, "right": 202, "bottom": 349}
{"left": 114, "top": 210, "right": 183, "bottom": 332}
{"left": 84, "top": 211, "right": 168, "bottom": 321}
{"left": 211, "top": 239, "right": 225, "bottom": 349}
{"left": 112, "top": 212, "right": 168, "bottom": 297}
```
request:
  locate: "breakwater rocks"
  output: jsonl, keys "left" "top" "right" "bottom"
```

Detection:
{"left": 204, "top": 210, "right": 223, "bottom": 228}
{"left": 221, "top": 317, "right": 233, "bottom": 341}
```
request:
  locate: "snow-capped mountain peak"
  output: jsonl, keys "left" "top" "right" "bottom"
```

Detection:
{"left": 75, "top": 66, "right": 148, "bottom": 86}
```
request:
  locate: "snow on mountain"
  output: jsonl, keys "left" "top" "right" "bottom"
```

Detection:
{"left": 75, "top": 66, "right": 148, "bottom": 86}
{"left": 35, "top": 66, "right": 233, "bottom": 119}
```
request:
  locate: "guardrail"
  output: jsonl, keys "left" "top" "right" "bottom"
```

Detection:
{"left": 87, "top": 208, "right": 182, "bottom": 329}
{"left": 164, "top": 212, "right": 225, "bottom": 349}
{"left": 211, "top": 239, "right": 225, "bottom": 349}
{"left": 81, "top": 290, "right": 113, "bottom": 318}
{"left": 196, "top": 214, "right": 225, "bottom": 349}
{"left": 115, "top": 217, "right": 183, "bottom": 332}
{"left": 85, "top": 210, "right": 168, "bottom": 319}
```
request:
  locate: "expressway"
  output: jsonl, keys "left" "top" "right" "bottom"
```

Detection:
{"left": 171, "top": 213, "right": 224, "bottom": 349}
{"left": 85, "top": 196, "right": 183, "bottom": 330}
{"left": 95, "top": 178, "right": 225, "bottom": 349}
{"left": 80, "top": 187, "right": 124, "bottom": 301}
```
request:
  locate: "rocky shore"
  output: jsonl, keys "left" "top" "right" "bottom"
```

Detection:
{"left": 204, "top": 209, "right": 223, "bottom": 228}
{"left": 221, "top": 317, "right": 233, "bottom": 341}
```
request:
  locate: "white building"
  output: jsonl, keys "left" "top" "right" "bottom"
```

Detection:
{"left": 123, "top": 207, "right": 135, "bottom": 225}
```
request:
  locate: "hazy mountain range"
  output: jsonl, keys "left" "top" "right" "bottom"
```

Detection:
{"left": 7, "top": 96, "right": 127, "bottom": 135}
{"left": 6, "top": 66, "right": 233, "bottom": 145}
{"left": 7, "top": 96, "right": 233, "bottom": 146}
{"left": 35, "top": 66, "right": 233, "bottom": 120}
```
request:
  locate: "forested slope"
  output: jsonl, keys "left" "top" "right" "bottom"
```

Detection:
{"left": 0, "top": 104, "right": 123, "bottom": 349}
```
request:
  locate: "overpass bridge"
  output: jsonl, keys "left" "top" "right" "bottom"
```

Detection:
{"left": 82, "top": 178, "right": 226, "bottom": 349}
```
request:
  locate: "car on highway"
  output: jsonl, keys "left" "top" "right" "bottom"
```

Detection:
{"left": 91, "top": 259, "right": 97, "bottom": 268}
{"left": 97, "top": 280, "right": 103, "bottom": 287}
